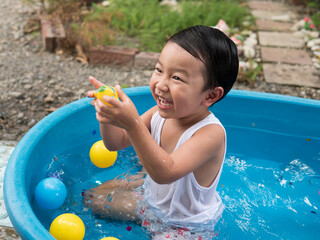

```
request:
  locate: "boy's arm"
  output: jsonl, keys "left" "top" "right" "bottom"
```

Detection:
{"left": 109, "top": 87, "right": 225, "bottom": 185}
{"left": 98, "top": 106, "right": 156, "bottom": 151}
{"left": 88, "top": 76, "right": 156, "bottom": 151}
{"left": 127, "top": 118, "right": 225, "bottom": 185}
{"left": 99, "top": 124, "right": 129, "bottom": 151}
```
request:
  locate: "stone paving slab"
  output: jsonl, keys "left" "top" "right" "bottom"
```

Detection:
{"left": 258, "top": 31, "right": 305, "bottom": 48}
{"left": 263, "top": 63, "right": 320, "bottom": 88}
{"left": 261, "top": 47, "right": 313, "bottom": 65}
{"left": 256, "top": 19, "right": 293, "bottom": 32}
{"left": 248, "top": 1, "right": 289, "bottom": 12}
{"left": 252, "top": 10, "right": 297, "bottom": 22}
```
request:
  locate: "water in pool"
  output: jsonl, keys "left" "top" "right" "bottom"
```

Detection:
{"left": 31, "top": 133, "right": 320, "bottom": 240}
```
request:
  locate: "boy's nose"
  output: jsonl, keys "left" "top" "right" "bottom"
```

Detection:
{"left": 156, "top": 77, "right": 169, "bottom": 92}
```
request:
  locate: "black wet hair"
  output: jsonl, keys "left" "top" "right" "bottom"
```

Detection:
{"left": 168, "top": 25, "right": 239, "bottom": 102}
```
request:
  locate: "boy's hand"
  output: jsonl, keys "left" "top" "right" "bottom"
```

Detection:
{"left": 92, "top": 84, "right": 140, "bottom": 131}
{"left": 87, "top": 76, "right": 105, "bottom": 100}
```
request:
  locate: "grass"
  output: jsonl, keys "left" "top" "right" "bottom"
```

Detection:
{"left": 306, "top": 0, "right": 320, "bottom": 28}
{"left": 23, "top": 0, "right": 260, "bottom": 84}
{"left": 311, "top": 13, "right": 320, "bottom": 27}
{"left": 76, "top": 0, "right": 253, "bottom": 52}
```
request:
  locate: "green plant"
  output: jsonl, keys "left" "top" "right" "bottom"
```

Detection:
{"left": 69, "top": 9, "right": 118, "bottom": 51}
{"left": 307, "top": 0, "right": 320, "bottom": 28}
{"left": 120, "top": 83, "right": 130, "bottom": 89}
{"left": 311, "top": 13, "right": 320, "bottom": 27}
{"left": 23, "top": 0, "right": 78, "bottom": 14}
{"left": 238, "top": 60, "right": 263, "bottom": 86}
{"left": 23, "top": 0, "right": 254, "bottom": 56}
{"left": 82, "top": 0, "right": 252, "bottom": 52}
{"left": 22, "top": 0, "right": 101, "bottom": 13}
{"left": 245, "top": 63, "right": 263, "bottom": 86}
{"left": 307, "top": 0, "right": 320, "bottom": 9}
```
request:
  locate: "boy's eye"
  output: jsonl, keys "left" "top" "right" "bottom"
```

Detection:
{"left": 155, "top": 67, "right": 162, "bottom": 73}
{"left": 173, "top": 76, "right": 182, "bottom": 81}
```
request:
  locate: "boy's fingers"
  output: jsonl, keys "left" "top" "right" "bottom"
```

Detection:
{"left": 102, "top": 95, "right": 119, "bottom": 107}
{"left": 96, "top": 113, "right": 111, "bottom": 124}
{"left": 89, "top": 76, "right": 104, "bottom": 88}
{"left": 115, "top": 85, "right": 129, "bottom": 102}
{"left": 90, "top": 99, "right": 96, "bottom": 106}
{"left": 87, "top": 90, "right": 95, "bottom": 98}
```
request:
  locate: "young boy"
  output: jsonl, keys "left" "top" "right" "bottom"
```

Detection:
{"left": 86, "top": 25, "right": 239, "bottom": 238}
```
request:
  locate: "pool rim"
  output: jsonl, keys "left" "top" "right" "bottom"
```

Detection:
{"left": 4, "top": 87, "right": 320, "bottom": 239}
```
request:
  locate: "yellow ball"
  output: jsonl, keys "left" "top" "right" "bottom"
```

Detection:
{"left": 93, "top": 85, "right": 119, "bottom": 106}
{"left": 100, "top": 238, "right": 119, "bottom": 240}
{"left": 49, "top": 213, "right": 85, "bottom": 240}
{"left": 89, "top": 140, "right": 117, "bottom": 168}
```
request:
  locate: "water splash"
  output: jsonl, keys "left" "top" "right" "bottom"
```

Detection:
{"left": 220, "top": 154, "right": 320, "bottom": 239}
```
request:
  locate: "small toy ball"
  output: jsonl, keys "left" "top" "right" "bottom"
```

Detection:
{"left": 89, "top": 140, "right": 117, "bottom": 168}
{"left": 50, "top": 213, "right": 85, "bottom": 240}
{"left": 34, "top": 177, "right": 67, "bottom": 210}
{"left": 100, "top": 238, "right": 119, "bottom": 240}
{"left": 93, "top": 85, "right": 119, "bottom": 106}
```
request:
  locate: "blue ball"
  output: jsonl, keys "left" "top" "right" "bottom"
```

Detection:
{"left": 34, "top": 177, "right": 67, "bottom": 210}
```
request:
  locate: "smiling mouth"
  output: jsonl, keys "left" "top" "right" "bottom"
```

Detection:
{"left": 158, "top": 96, "right": 173, "bottom": 109}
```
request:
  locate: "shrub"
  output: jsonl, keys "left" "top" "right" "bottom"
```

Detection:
{"left": 81, "top": 0, "right": 252, "bottom": 52}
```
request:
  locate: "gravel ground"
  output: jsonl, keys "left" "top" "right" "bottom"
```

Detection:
{"left": 1, "top": 0, "right": 320, "bottom": 143}
{"left": 0, "top": 2, "right": 152, "bottom": 142}
{"left": 0, "top": 0, "right": 320, "bottom": 238}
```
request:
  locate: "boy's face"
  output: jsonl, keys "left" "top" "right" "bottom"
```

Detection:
{"left": 150, "top": 42, "right": 210, "bottom": 121}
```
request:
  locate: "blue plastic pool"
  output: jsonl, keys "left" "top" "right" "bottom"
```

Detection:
{"left": 4, "top": 87, "right": 320, "bottom": 239}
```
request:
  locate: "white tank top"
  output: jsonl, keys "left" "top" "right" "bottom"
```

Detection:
{"left": 143, "top": 111, "right": 226, "bottom": 230}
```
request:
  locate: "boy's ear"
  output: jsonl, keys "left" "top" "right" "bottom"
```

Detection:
{"left": 202, "top": 87, "right": 224, "bottom": 107}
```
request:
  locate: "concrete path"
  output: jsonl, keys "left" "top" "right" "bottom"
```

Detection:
{"left": 248, "top": 1, "right": 320, "bottom": 88}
